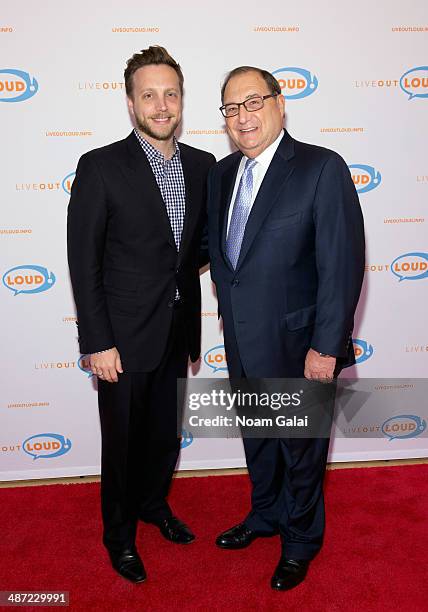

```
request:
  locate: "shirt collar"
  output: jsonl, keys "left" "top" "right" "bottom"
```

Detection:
{"left": 133, "top": 128, "right": 180, "bottom": 163}
{"left": 252, "top": 129, "right": 284, "bottom": 170}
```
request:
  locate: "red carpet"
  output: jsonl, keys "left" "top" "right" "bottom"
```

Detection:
{"left": 1, "top": 464, "right": 427, "bottom": 611}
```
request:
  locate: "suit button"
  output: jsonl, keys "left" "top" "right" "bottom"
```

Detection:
{"left": 167, "top": 301, "right": 174, "bottom": 308}
{"left": 231, "top": 279, "right": 239, "bottom": 287}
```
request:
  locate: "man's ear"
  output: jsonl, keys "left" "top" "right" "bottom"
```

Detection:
{"left": 277, "top": 93, "right": 286, "bottom": 117}
{"left": 127, "top": 95, "right": 134, "bottom": 118}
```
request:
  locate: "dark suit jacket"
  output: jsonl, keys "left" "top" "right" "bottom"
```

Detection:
{"left": 208, "top": 130, "right": 365, "bottom": 378}
{"left": 67, "top": 131, "right": 215, "bottom": 372}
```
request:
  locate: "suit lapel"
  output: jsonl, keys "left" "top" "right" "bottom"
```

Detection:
{"left": 122, "top": 132, "right": 176, "bottom": 249}
{"left": 235, "top": 132, "right": 296, "bottom": 271}
{"left": 177, "top": 145, "right": 197, "bottom": 265}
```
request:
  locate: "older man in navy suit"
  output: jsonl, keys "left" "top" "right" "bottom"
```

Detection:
{"left": 208, "top": 65, "right": 365, "bottom": 590}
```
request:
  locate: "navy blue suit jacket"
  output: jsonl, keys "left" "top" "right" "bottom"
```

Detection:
{"left": 208, "top": 130, "right": 365, "bottom": 378}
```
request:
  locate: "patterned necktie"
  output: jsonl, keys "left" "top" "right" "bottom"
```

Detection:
{"left": 226, "top": 158, "right": 258, "bottom": 269}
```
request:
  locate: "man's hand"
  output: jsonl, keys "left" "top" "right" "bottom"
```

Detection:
{"left": 304, "top": 348, "right": 336, "bottom": 382}
{"left": 90, "top": 347, "right": 123, "bottom": 383}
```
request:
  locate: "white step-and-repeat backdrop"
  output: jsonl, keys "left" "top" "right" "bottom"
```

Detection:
{"left": 1, "top": 1, "right": 427, "bottom": 480}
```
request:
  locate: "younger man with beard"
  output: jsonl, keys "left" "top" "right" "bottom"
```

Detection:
{"left": 67, "top": 46, "right": 215, "bottom": 583}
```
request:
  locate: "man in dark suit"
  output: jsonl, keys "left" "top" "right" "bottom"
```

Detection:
{"left": 208, "top": 66, "right": 365, "bottom": 590}
{"left": 67, "top": 46, "right": 215, "bottom": 583}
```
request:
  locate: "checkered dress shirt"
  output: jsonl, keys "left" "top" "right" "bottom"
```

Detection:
{"left": 134, "top": 129, "right": 186, "bottom": 251}
{"left": 134, "top": 129, "right": 185, "bottom": 299}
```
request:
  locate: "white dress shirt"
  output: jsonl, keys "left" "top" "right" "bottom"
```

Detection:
{"left": 227, "top": 130, "right": 284, "bottom": 234}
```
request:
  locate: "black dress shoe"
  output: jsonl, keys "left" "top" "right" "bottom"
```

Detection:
{"left": 216, "top": 523, "right": 258, "bottom": 549}
{"left": 108, "top": 547, "right": 146, "bottom": 583}
{"left": 156, "top": 516, "right": 195, "bottom": 544}
{"left": 271, "top": 558, "right": 309, "bottom": 591}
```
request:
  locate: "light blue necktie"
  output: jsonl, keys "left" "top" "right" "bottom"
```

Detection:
{"left": 226, "top": 158, "right": 258, "bottom": 269}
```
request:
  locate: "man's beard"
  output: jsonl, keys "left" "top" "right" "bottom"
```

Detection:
{"left": 135, "top": 113, "right": 179, "bottom": 142}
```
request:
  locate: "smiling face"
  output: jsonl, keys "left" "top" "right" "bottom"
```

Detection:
{"left": 127, "top": 64, "right": 182, "bottom": 145}
{"left": 223, "top": 70, "right": 285, "bottom": 158}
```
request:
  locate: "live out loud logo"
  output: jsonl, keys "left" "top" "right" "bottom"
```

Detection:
{"left": 354, "top": 66, "right": 428, "bottom": 99}
{"left": 78, "top": 355, "right": 93, "bottom": 377}
{"left": 62, "top": 172, "right": 76, "bottom": 195}
{"left": 381, "top": 415, "right": 427, "bottom": 440}
{"left": 15, "top": 171, "right": 76, "bottom": 195}
{"left": 348, "top": 164, "right": 382, "bottom": 194}
{"left": 22, "top": 433, "right": 72, "bottom": 460}
{"left": 3, "top": 265, "right": 56, "bottom": 295}
{"left": 181, "top": 429, "right": 193, "bottom": 448}
{"left": 400, "top": 66, "right": 428, "bottom": 100}
{"left": 204, "top": 345, "right": 228, "bottom": 373}
{"left": 0, "top": 69, "right": 38, "bottom": 102}
{"left": 272, "top": 67, "right": 318, "bottom": 99}
{"left": 391, "top": 253, "right": 428, "bottom": 281}
{"left": 352, "top": 339, "right": 374, "bottom": 364}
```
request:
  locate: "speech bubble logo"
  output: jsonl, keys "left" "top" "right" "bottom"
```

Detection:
{"left": 400, "top": 66, "right": 428, "bottom": 100}
{"left": 272, "top": 67, "right": 318, "bottom": 100}
{"left": 2, "top": 265, "right": 56, "bottom": 295}
{"left": 381, "top": 415, "right": 427, "bottom": 440}
{"left": 181, "top": 429, "right": 193, "bottom": 449}
{"left": 352, "top": 339, "right": 374, "bottom": 364}
{"left": 0, "top": 69, "right": 38, "bottom": 102}
{"left": 78, "top": 355, "right": 93, "bottom": 377}
{"left": 62, "top": 171, "right": 76, "bottom": 195}
{"left": 204, "top": 344, "right": 228, "bottom": 373}
{"left": 391, "top": 252, "right": 428, "bottom": 282}
{"left": 23, "top": 433, "right": 72, "bottom": 460}
{"left": 348, "top": 164, "right": 382, "bottom": 194}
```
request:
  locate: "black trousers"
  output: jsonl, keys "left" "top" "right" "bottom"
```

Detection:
{"left": 232, "top": 362, "right": 333, "bottom": 561}
{"left": 97, "top": 307, "right": 189, "bottom": 552}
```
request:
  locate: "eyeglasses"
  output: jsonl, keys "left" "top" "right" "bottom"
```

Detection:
{"left": 219, "top": 93, "right": 279, "bottom": 118}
